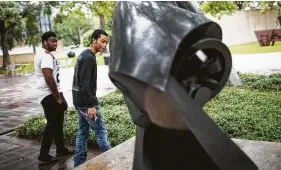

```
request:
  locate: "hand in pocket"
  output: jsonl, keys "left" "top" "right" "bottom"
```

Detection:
{"left": 60, "top": 93, "right": 68, "bottom": 111}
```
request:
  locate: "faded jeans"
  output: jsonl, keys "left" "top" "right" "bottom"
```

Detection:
{"left": 73, "top": 105, "right": 111, "bottom": 167}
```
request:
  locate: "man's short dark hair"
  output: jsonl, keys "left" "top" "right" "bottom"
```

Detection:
{"left": 91, "top": 29, "right": 108, "bottom": 43}
{"left": 42, "top": 31, "right": 56, "bottom": 43}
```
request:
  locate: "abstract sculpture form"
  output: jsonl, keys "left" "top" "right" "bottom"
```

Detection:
{"left": 109, "top": 2, "right": 258, "bottom": 170}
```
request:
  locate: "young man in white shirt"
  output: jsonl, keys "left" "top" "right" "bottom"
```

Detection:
{"left": 34, "top": 31, "right": 74, "bottom": 163}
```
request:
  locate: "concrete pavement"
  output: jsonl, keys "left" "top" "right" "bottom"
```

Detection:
{"left": 75, "top": 137, "right": 281, "bottom": 170}
{"left": 232, "top": 52, "right": 281, "bottom": 74}
{"left": 0, "top": 133, "right": 101, "bottom": 170}
{"left": 0, "top": 66, "right": 116, "bottom": 135}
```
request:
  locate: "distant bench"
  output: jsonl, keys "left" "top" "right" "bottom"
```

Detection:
{"left": 255, "top": 29, "right": 281, "bottom": 46}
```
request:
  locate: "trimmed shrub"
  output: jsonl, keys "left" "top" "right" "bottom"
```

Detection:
{"left": 16, "top": 73, "right": 281, "bottom": 147}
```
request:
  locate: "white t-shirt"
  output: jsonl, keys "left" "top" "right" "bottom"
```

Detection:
{"left": 34, "top": 48, "right": 60, "bottom": 102}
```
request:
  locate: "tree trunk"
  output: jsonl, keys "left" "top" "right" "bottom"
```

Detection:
{"left": 99, "top": 15, "right": 105, "bottom": 30}
{"left": 235, "top": 1, "right": 244, "bottom": 10}
{"left": 1, "top": 30, "right": 10, "bottom": 69}
{"left": 77, "top": 27, "right": 81, "bottom": 47}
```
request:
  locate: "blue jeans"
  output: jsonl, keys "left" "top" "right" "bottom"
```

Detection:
{"left": 73, "top": 105, "right": 111, "bottom": 167}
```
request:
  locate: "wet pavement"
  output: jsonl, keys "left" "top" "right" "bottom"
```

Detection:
{"left": 0, "top": 74, "right": 41, "bottom": 135}
{"left": 0, "top": 65, "right": 115, "bottom": 170}
{"left": 0, "top": 66, "right": 116, "bottom": 135}
{"left": 0, "top": 133, "right": 101, "bottom": 170}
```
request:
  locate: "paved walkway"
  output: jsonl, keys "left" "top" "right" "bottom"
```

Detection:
{"left": 0, "top": 66, "right": 116, "bottom": 135}
{"left": 0, "top": 74, "right": 41, "bottom": 135}
{"left": 0, "top": 65, "right": 115, "bottom": 170}
{"left": 0, "top": 133, "right": 101, "bottom": 170}
{"left": 232, "top": 52, "right": 281, "bottom": 74}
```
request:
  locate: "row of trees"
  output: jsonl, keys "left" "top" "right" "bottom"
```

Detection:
{"left": 52, "top": 1, "right": 116, "bottom": 47}
{"left": 0, "top": 1, "right": 116, "bottom": 69}
{"left": 200, "top": 1, "right": 281, "bottom": 19}
{"left": 0, "top": 1, "right": 60, "bottom": 68}
{"left": 1, "top": 1, "right": 281, "bottom": 69}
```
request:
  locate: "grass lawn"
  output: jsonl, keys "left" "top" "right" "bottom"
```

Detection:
{"left": 58, "top": 53, "right": 105, "bottom": 68}
{"left": 229, "top": 41, "right": 281, "bottom": 54}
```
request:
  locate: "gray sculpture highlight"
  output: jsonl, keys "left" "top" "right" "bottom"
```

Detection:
{"left": 109, "top": 2, "right": 257, "bottom": 170}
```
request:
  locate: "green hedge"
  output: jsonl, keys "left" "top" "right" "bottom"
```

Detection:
{"left": 239, "top": 73, "right": 281, "bottom": 91}
{"left": 16, "top": 90, "right": 135, "bottom": 147}
{"left": 15, "top": 73, "right": 281, "bottom": 147}
{"left": 205, "top": 87, "right": 281, "bottom": 142}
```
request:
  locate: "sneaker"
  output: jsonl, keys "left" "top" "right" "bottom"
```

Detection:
{"left": 38, "top": 154, "right": 58, "bottom": 163}
{"left": 56, "top": 148, "right": 75, "bottom": 157}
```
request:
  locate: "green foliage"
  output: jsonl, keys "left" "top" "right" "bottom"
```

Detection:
{"left": 57, "top": 54, "right": 104, "bottom": 68}
{"left": 205, "top": 87, "right": 281, "bottom": 142}
{"left": 15, "top": 73, "right": 281, "bottom": 147}
{"left": 83, "top": 31, "right": 92, "bottom": 47}
{"left": 57, "top": 1, "right": 116, "bottom": 31}
{"left": 229, "top": 42, "right": 281, "bottom": 54}
{"left": 200, "top": 1, "right": 238, "bottom": 19}
{"left": 16, "top": 90, "right": 135, "bottom": 147}
{"left": 0, "top": 1, "right": 59, "bottom": 48}
{"left": 83, "top": 30, "right": 112, "bottom": 48}
{"left": 15, "top": 115, "right": 46, "bottom": 139}
{"left": 239, "top": 73, "right": 281, "bottom": 92}
{"left": 200, "top": 1, "right": 281, "bottom": 21}
{"left": 0, "top": 2, "right": 26, "bottom": 49}
{"left": 84, "top": 1, "right": 116, "bottom": 30}
{"left": 0, "top": 1, "right": 58, "bottom": 67}
{"left": 53, "top": 8, "right": 93, "bottom": 47}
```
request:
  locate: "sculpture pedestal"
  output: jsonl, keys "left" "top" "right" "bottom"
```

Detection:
{"left": 74, "top": 137, "right": 281, "bottom": 170}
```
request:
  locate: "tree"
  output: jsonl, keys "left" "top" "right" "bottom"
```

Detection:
{"left": 0, "top": 2, "right": 27, "bottom": 68}
{"left": 200, "top": 1, "right": 281, "bottom": 20}
{"left": 199, "top": 1, "right": 238, "bottom": 19}
{"left": 53, "top": 8, "right": 93, "bottom": 47}
{"left": 0, "top": 1, "right": 59, "bottom": 69}
{"left": 246, "top": 1, "right": 281, "bottom": 21}
{"left": 83, "top": 1, "right": 116, "bottom": 30}
{"left": 58, "top": 1, "right": 117, "bottom": 31}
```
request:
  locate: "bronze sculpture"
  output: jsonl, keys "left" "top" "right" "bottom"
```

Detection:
{"left": 109, "top": 2, "right": 258, "bottom": 170}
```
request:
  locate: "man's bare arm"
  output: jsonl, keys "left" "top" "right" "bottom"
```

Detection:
{"left": 42, "top": 68, "right": 62, "bottom": 103}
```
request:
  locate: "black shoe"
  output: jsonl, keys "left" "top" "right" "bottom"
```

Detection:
{"left": 56, "top": 148, "right": 75, "bottom": 157}
{"left": 38, "top": 154, "right": 58, "bottom": 163}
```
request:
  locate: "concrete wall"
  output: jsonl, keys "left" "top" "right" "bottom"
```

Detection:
{"left": 0, "top": 53, "right": 35, "bottom": 65}
{"left": 206, "top": 9, "right": 279, "bottom": 46}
